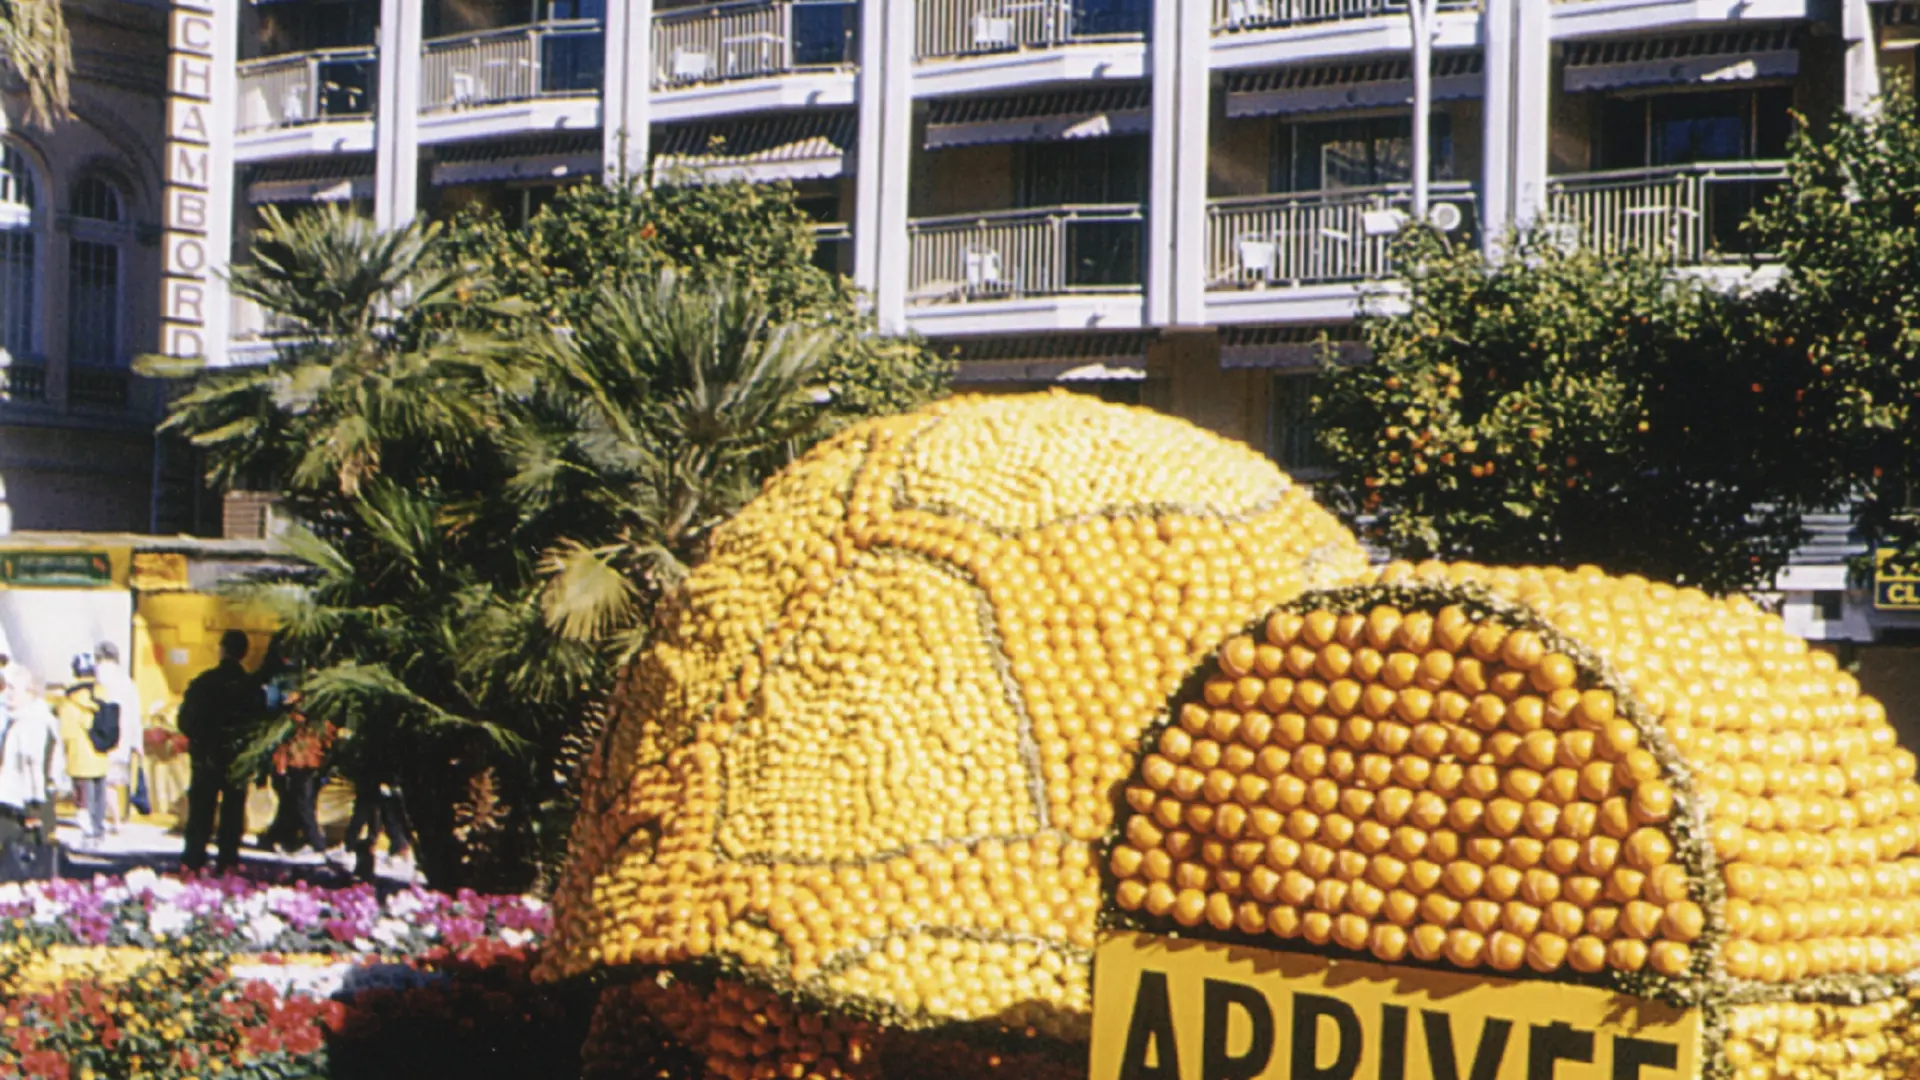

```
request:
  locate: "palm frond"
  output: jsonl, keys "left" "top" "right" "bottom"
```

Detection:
{"left": 0, "top": 0, "right": 70, "bottom": 129}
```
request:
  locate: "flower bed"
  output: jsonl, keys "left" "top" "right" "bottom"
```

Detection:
{"left": 0, "top": 870, "right": 580, "bottom": 1080}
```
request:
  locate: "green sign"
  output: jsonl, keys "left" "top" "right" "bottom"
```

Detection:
{"left": 0, "top": 550, "right": 113, "bottom": 588}
{"left": 1876, "top": 548, "right": 1920, "bottom": 612}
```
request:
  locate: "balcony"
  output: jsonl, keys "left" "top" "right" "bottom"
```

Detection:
{"left": 651, "top": 0, "right": 859, "bottom": 120}
{"left": 1210, "top": 0, "right": 1481, "bottom": 68}
{"left": 1548, "top": 0, "right": 1810, "bottom": 40}
{"left": 905, "top": 203, "right": 1145, "bottom": 334}
{"left": 915, "top": 0, "right": 1149, "bottom": 96}
{"left": 67, "top": 366, "right": 131, "bottom": 410}
{"left": 0, "top": 363, "right": 46, "bottom": 404}
{"left": 419, "top": 20, "right": 604, "bottom": 143}
{"left": 236, "top": 48, "right": 378, "bottom": 161}
{"left": 1546, "top": 162, "right": 1785, "bottom": 266}
{"left": 1205, "top": 182, "right": 1476, "bottom": 323}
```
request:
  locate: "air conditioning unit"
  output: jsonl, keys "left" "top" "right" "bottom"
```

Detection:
{"left": 1429, "top": 201, "right": 1465, "bottom": 233}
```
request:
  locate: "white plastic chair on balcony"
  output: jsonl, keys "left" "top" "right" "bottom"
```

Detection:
{"left": 281, "top": 86, "right": 306, "bottom": 124}
{"left": 1227, "top": 0, "right": 1276, "bottom": 27}
{"left": 1236, "top": 235, "right": 1277, "bottom": 285}
{"left": 450, "top": 71, "right": 479, "bottom": 106}
{"left": 965, "top": 249, "right": 1005, "bottom": 294}
{"left": 672, "top": 48, "right": 714, "bottom": 83}
{"left": 973, "top": 15, "right": 1015, "bottom": 48}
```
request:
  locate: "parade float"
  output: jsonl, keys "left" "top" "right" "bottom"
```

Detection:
{"left": 540, "top": 392, "right": 1920, "bottom": 1079}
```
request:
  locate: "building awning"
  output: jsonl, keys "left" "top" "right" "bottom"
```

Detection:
{"left": 1563, "top": 27, "right": 1800, "bottom": 93}
{"left": 944, "top": 332, "right": 1150, "bottom": 384}
{"left": 1226, "top": 54, "right": 1482, "bottom": 119}
{"left": 242, "top": 158, "right": 375, "bottom": 205}
{"left": 429, "top": 134, "right": 601, "bottom": 187}
{"left": 652, "top": 113, "right": 857, "bottom": 185}
{"left": 926, "top": 87, "right": 1151, "bottom": 149}
{"left": 247, "top": 177, "right": 374, "bottom": 204}
{"left": 1219, "top": 325, "right": 1369, "bottom": 370}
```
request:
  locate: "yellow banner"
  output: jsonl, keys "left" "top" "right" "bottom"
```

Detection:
{"left": 1089, "top": 931, "right": 1702, "bottom": 1080}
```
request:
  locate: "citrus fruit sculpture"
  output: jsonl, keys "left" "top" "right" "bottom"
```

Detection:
{"left": 542, "top": 392, "right": 1368, "bottom": 1070}
{"left": 1107, "top": 559, "right": 1920, "bottom": 1080}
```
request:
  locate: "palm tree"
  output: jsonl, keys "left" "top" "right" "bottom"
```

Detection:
{"left": 1, "top": 0, "right": 71, "bottom": 128}
{"left": 521, "top": 269, "right": 840, "bottom": 658}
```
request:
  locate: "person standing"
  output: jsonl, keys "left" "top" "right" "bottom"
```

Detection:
{"left": 55, "top": 657, "right": 110, "bottom": 846}
{"left": 0, "top": 672, "right": 67, "bottom": 877}
{"left": 177, "top": 631, "right": 263, "bottom": 873}
{"left": 94, "top": 643, "right": 143, "bottom": 835}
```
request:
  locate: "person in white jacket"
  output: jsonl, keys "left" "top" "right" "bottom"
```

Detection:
{"left": 93, "top": 643, "right": 143, "bottom": 834}
{"left": 0, "top": 672, "right": 68, "bottom": 847}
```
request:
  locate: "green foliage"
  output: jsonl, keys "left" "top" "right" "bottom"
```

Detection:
{"left": 156, "top": 182, "right": 949, "bottom": 889}
{"left": 1315, "top": 229, "right": 1837, "bottom": 594}
{"left": 1748, "top": 79, "right": 1920, "bottom": 562}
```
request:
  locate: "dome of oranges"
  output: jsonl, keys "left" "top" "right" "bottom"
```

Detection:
{"left": 1106, "top": 559, "right": 1920, "bottom": 1077}
{"left": 540, "top": 392, "right": 1367, "bottom": 1040}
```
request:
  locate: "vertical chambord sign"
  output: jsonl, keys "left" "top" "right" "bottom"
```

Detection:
{"left": 162, "top": 0, "right": 233, "bottom": 364}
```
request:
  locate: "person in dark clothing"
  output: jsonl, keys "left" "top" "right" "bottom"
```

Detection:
{"left": 345, "top": 778, "right": 413, "bottom": 881}
{"left": 177, "top": 631, "right": 263, "bottom": 873}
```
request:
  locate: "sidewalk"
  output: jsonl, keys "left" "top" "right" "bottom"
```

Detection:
{"left": 45, "top": 811, "right": 418, "bottom": 887}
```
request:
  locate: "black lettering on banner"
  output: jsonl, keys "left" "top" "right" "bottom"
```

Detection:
{"left": 1202, "top": 979, "right": 1274, "bottom": 1080}
{"left": 1118, "top": 970, "right": 1181, "bottom": 1080}
{"left": 1293, "top": 993, "right": 1363, "bottom": 1080}
{"left": 1613, "top": 1037, "right": 1680, "bottom": 1080}
{"left": 1378, "top": 1005, "right": 1409, "bottom": 1080}
{"left": 1528, "top": 1022, "right": 1596, "bottom": 1080}
{"left": 1423, "top": 1011, "right": 1513, "bottom": 1080}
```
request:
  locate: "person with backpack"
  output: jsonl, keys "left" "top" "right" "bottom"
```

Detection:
{"left": 93, "top": 643, "right": 143, "bottom": 834}
{"left": 57, "top": 655, "right": 114, "bottom": 846}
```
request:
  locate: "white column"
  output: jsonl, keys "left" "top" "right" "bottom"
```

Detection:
{"left": 602, "top": 0, "right": 654, "bottom": 183}
{"left": 1843, "top": 0, "right": 1882, "bottom": 116}
{"left": 1507, "top": 0, "right": 1552, "bottom": 231}
{"left": 376, "top": 0, "right": 424, "bottom": 230}
{"left": 853, "top": 0, "right": 913, "bottom": 334}
{"left": 1147, "top": 0, "right": 1211, "bottom": 326}
{"left": 1478, "top": 0, "right": 1513, "bottom": 253}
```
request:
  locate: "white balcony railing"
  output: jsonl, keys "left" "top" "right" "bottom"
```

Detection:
{"left": 653, "top": 0, "right": 857, "bottom": 88}
{"left": 907, "top": 203, "right": 1143, "bottom": 304}
{"left": 237, "top": 48, "right": 377, "bottom": 132}
{"left": 1546, "top": 161, "right": 1786, "bottom": 265}
{"left": 1212, "top": 0, "right": 1477, "bottom": 32}
{"left": 916, "top": 0, "right": 1149, "bottom": 61}
{"left": 1207, "top": 182, "right": 1476, "bottom": 288}
{"left": 421, "top": 20, "right": 604, "bottom": 112}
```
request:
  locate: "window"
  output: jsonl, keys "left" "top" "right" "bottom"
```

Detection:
{"left": 0, "top": 145, "right": 37, "bottom": 362}
{"left": 1593, "top": 87, "right": 1794, "bottom": 169}
{"left": 68, "top": 175, "right": 126, "bottom": 367}
{"left": 1018, "top": 135, "right": 1148, "bottom": 206}
{"left": 1273, "top": 115, "right": 1454, "bottom": 193}
{"left": 1269, "top": 375, "right": 1328, "bottom": 476}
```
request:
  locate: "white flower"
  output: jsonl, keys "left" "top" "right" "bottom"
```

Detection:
{"left": 30, "top": 898, "right": 63, "bottom": 926}
{"left": 0, "top": 883, "right": 24, "bottom": 906}
{"left": 150, "top": 877, "right": 185, "bottom": 903}
{"left": 385, "top": 890, "right": 427, "bottom": 920}
{"left": 499, "top": 927, "right": 532, "bottom": 948}
{"left": 122, "top": 867, "right": 158, "bottom": 895}
{"left": 370, "top": 918, "right": 412, "bottom": 950}
{"left": 148, "top": 902, "right": 191, "bottom": 938}
{"left": 243, "top": 913, "right": 287, "bottom": 950}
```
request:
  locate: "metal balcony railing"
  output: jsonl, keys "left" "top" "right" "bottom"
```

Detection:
{"left": 1212, "top": 0, "right": 1477, "bottom": 32}
{"left": 421, "top": 20, "right": 604, "bottom": 111}
{"left": 916, "top": 0, "right": 1148, "bottom": 61}
{"left": 1207, "top": 182, "right": 1476, "bottom": 288}
{"left": 237, "top": 48, "right": 377, "bottom": 132}
{"left": 0, "top": 363, "right": 45, "bottom": 403}
{"left": 907, "top": 203, "right": 1143, "bottom": 304}
{"left": 68, "top": 365, "right": 131, "bottom": 409}
{"left": 653, "top": 0, "right": 857, "bottom": 88}
{"left": 1546, "top": 161, "right": 1787, "bottom": 265}
{"left": 812, "top": 222, "right": 853, "bottom": 274}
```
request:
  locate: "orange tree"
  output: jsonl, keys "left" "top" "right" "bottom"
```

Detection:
{"left": 1747, "top": 81, "right": 1920, "bottom": 567}
{"left": 1313, "top": 228, "right": 1844, "bottom": 594}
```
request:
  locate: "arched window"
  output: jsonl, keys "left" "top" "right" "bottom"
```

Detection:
{"left": 68, "top": 174, "right": 126, "bottom": 367}
{"left": 0, "top": 145, "right": 38, "bottom": 362}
